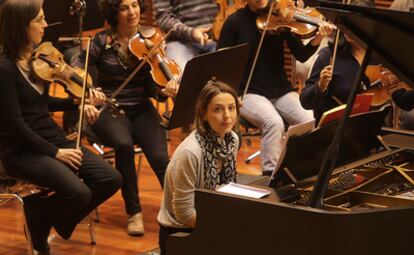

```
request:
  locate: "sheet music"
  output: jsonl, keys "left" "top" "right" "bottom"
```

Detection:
{"left": 216, "top": 182, "right": 271, "bottom": 198}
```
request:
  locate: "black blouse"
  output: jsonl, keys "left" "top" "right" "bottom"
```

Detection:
{"left": 300, "top": 47, "right": 371, "bottom": 122}
{"left": 0, "top": 55, "right": 76, "bottom": 162}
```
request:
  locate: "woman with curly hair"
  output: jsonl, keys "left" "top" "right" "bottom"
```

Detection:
{"left": 72, "top": 0, "right": 178, "bottom": 236}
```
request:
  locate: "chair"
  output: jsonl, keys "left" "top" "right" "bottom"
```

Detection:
{"left": 0, "top": 160, "right": 97, "bottom": 255}
{"left": 239, "top": 118, "right": 261, "bottom": 163}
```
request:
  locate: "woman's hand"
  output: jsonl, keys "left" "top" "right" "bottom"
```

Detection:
{"left": 311, "top": 22, "right": 336, "bottom": 46}
{"left": 319, "top": 65, "right": 333, "bottom": 93}
{"left": 160, "top": 79, "right": 180, "bottom": 98}
{"left": 192, "top": 27, "right": 212, "bottom": 46}
{"left": 82, "top": 104, "right": 100, "bottom": 125}
{"left": 55, "top": 148, "right": 83, "bottom": 171}
{"left": 89, "top": 87, "right": 106, "bottom": 106}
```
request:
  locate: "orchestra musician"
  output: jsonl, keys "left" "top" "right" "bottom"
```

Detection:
{"left": 300, "top": 30, "right": 372, "bottom": 122}
{"left": 300, "top": 0, "right": 399, "bottom": 123}
{"left": 157, "top": 81, "right": 240, "bottom": 255}
{"left": 0, "top": 0, "right": 122, "bottom": 253}
{"left": 217, "top": 0, "right": 334, "bottom": 175}
{"left": 153, "top": 0, "right": 218, "bottom": 73}
{"left": 72, "top": 0, "right": 178, "bottom": 236}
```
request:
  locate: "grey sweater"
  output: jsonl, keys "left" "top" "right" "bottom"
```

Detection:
{"left": 157, "top": 130, "right": 239, "bottom": 229}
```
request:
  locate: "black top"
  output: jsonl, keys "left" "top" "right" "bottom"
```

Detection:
{"left": 217, "top": 6, "right": 318, "bottom": 99}
{"left": 300, "top": 47, "right": 371, "bottom": 121}
{"left": 0, "top": 55, "right": 76, "bottom": 162}
{"left": 72, "top": 29, "right": 166, "bottom": 109}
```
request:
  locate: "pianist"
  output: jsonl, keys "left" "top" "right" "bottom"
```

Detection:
{"left": 157, "top": 80, "right": 240, "bottom": 255}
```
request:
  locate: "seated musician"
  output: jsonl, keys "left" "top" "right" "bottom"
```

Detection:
{"left": 300, "top": 0, "right": 385, "bottom": 123}
{"left": 217, "top": 0, "right": 334, "bottom": 175}
{"left": 153, "top": 0, "right": 218, "bottom": 73}
{"left": 300, "top": 30, "right": 373, "bottom": 123}
{"left": 157, "top": 81, "right": 240, "bottom": 255}
{"left": 0, "top": 0, "right": 122, "bottom": 253}
{"left": 72, "top": 0, "right": 178, "bottom": 236}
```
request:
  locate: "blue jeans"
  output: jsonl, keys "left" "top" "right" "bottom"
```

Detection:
{"left": 166, "top": 40, "right": 216, "bottom": 78}
{"left": 241, "top": 92, "right": 314, "bottom": 172}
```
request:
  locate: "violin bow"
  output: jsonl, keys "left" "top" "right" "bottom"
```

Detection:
{"left": 328, "top": 0, "right": 348, "bottom": 106}
{"left": 241, "top": 0, "right": 277, "bottom": 101}
{"left": 99, "top": 28, "right": 174, "bottom": 114}
{"left": 76, "top": 36, "right": 92, "bottom": 150}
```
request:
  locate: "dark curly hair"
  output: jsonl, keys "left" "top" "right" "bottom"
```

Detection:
{"left": 98, "top": 0, "right": 145, "bottom": 27}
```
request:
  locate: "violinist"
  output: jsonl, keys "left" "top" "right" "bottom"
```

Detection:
{"left": 217, "top": 0, "right": 334, "bottom": 175}
{"left": 153, "top": 0, "right": 218, "bottom": 72}
{"left": 72, "top": 0, "right": 178, "bottom": 236}
{"left": 300, "top": 0, "right": 377, "bottom": 123}
{"left": 0, "top": 0, "right": 122, "bottom": 253}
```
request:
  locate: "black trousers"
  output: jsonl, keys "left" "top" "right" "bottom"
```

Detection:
{"left": 92, "top": 102, "right": 168, "bottom": 215}
{"left": 159, "top": 224, "right": 193, "bottom": 255}
{"left": 4, "top": 145, "right": 122, "bottom": 241}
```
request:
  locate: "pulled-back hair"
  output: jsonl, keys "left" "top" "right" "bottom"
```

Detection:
{"left": 194, "top": 80, "right": 240, "bottom": 134}
{"left": 98, "top": 0, "right": 145, "bottom": 27}
{"left": 0, "top": 0, "right": 43, "bottom": 60}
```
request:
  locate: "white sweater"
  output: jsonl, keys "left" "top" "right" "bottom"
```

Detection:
{"left": 157, "top": 130, "right": 239, "bottom": 229}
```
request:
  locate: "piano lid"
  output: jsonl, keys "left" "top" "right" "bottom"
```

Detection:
{"left": 317, "top": 2, "right": 414, "bottom": 88}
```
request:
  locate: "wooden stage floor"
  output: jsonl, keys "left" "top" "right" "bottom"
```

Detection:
{"left": 0, "top": 112, "right": 262, "bottom": 255}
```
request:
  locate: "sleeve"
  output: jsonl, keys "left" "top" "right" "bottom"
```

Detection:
{"left": 392, "top": 88, "right": 414, "bottom": 111}
{"left": 300, "top": 48, "right": 330, "bottom": 110}
{"left": 285, "top": 33, "right": 319, "bottom": 63}
{"left": 171, "top": 149, "right": 200, "bottom": 227}
{"left": 153, "top": 0, "right": 195, "bottom": 43}
{"left": 217, "top": 16, "right": 238, "bottom": 49}
{"left": 0, "top": 65, "right": 59, "bottom": 157}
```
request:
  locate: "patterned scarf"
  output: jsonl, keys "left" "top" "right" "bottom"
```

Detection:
{"left": 195, "top": 129, "right": 237, "bottom": 190}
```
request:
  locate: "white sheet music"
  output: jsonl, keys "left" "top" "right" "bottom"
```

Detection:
{"left": 216, "top": 182, "right": 271, "bottom": 199}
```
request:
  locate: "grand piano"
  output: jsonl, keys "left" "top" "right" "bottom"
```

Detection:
{"left": 166, "top": 3, "right": 414, "bottom": 255}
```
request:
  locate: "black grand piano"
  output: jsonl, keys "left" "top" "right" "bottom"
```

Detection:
{"left": 166, "top": 3, "right": 414, "bottom": 255}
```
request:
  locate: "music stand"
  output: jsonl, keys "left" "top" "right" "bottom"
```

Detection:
{"left": 307, "top": 2, "right": 414, "bottom": 208}
{"left": 165, "top": 43, "right": 250, "bottom": 130}
{"left": 269, "top": 105, "right": 390, "bottom": 188}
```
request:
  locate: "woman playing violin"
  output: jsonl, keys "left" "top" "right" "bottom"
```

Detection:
{"left": 300, "top": 0, "right": 376, "bottom": 123}
{"left": 72, "top": 0, "right": 178, "bottom": 236}
{"left": 217, "top": 0, "right": 334, "bottom": 175}
{"left": 300, "top": 31, "right": 373, "bottom": 122}
{"left": 0, "top": 0, "right": 122, "bottom": 253}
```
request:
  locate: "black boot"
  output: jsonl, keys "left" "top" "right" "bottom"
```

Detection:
{"left": 23, "top": 195, "right": 52, "bottom": 253}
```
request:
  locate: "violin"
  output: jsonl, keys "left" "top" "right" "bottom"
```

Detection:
{"left": 364, "top": 65, "right": 410, "bottom": 106}
{"left": 212, "top": 0, "right": 246, "bottom": 40}
{"left": 29, "top": 42, "right": 120, "bottom": 114}
{"left": 256, "top": 0, "right": 328, "bottom": 39}
{"left": 129, "top": 27, "right": 181, "bottom": 87}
